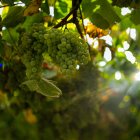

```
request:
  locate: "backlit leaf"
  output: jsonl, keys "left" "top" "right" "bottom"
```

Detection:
{"left": 2, "top": 6, "right": 24, "bottom": 27}
{"left": 130, "top": 9, "right": 140, "bottom": 25}
{"left": 82, "top": 0, "right": 120, "bottom": 29}
{"left": 21, "top": 78, "right": 62, "bottom": 97}
{"left": 24, "top": 0, "right": 42, "bottom": 16}
{"left": 37, "top": 77, "right": 62, "bottom": 97}
{"left": 54, "top": 0, "right": 71, "bottom": 19}
{"left": 1, "top": 0, "right": 14, "bottom": 5}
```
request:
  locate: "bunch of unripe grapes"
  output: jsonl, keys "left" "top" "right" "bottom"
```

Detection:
{"left": 44, "top": 29, "right": 90, "bottom": 74}
{"left": 19, "top": 23, "right": 47, "bottom": 79}
{"left": 18, "top": 23, "right": 90, "bottom": 77}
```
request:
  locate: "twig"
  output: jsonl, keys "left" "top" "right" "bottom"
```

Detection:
{"left": 53, "top": 0, "right": 84, "bottom": 39}
{"left": 73, "top": 15, "right": 84, "bottom": 38}
{"left": 53, "top": 7, "right": 77, "bottom": 28}
{"left": 54, "top": 0, "right": 82, "bottom": 28}
{"left": 79, "top": 6, "right": 86, "bottom": 36}
{"left": 72, "top": 0, "right": 84, "bottom": 38}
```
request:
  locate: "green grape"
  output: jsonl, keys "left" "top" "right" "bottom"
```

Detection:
{"left": 62, "top": 64, "right": 67, "bottom": 69}
{"left": 66, "top": 53, "right": 71, "bottom": 58}
{"left": 72, "top": 54, "right": 76, "bottom": 59}
{"left": 65, "top": 69, "right": 72, "bottom": 75}
{"left": 57, "top": 52, "right": 62, "bottom": 56}
{"left": 44, "top": 34, "right": 49, "bottom": 39}
{"left": 66, "top": 44, "right": 71, "bottom": 50}
{"left": 67, "top": 60, "right": 73, "bottom": 65}
{"left": 58, "top": 44, "right": 63, "bottom": 50}
{"left": 50, "top": 33, "right": 55, "bottom": 39}
{"left": 61, "top": 41, "right": 67, "bottom": 46}
{"left": 46, "top": 39, "right": 52, "bottom": 46}
{"left": 68, "top": 65, "right": 74, "bottom": 70}
{"left": 61, "top": 38, "right": 66, "bottom": 42}
{"left": 32, "top": 32, "right": 38, "bottom": 38}
{"left": 30, "top": 61, "right": 36, "bottom": 66}
{"left": 61, "top": 48, "right": 67, "bottom": 53}
{"left": 61, "top": 54, "right": 67, "bottom": 60}
{"left": 70, "top": 37, "right": 77, "bottom": 44}
{"left": 32, "top": 67, "right": 37, "bottom": 73}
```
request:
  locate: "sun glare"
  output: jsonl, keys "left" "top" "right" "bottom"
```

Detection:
{"left": 49, "top": 6, "right": 54, "bottom": 17}
{"left": 115, "top": 71, "right": 122, "bottom": 80}
{"left": 104, "top": 47, "right": 112, "bottom": 62}
{"left": 125, "top": 51, "right": 136, "bottom": 64}
{"left": 98, "top": 61, "right": 106, "bottom": 67}
{"left": 134, "top": 71, "right": 140, "bottom": 81}
{"left": 101, "top": 35, "right": 112, "bottom": 46}
{"left": 126, "top": 28, "right": 137, "bottom": 40}
{"left": 123, "top": 41, "right": 130, "bottom": 50}
{"left": 121, "top": 7, "right": 131, "bottom": 16}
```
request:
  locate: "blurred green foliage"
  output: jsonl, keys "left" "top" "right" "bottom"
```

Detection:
{"left": 1, "top": 0, "right": 140, "bottom": 139}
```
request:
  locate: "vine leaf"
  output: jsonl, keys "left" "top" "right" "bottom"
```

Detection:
{"left": 2, "top": 28, "right": 19, "bottom": 45}
{"left": 112, "top": 0, "right": 140, "bottom": 9}
{"left": 22, "top": 13, "right": 44, "bottom": 30}
{"left": 21, "top": 79, "right": 38, "bottom": 91}
{"left": 54, "top": 0, "right": 71, "bottom": 19}
{"left": 130, "top": 9, "right": 140, "bottom": 25}
{"left": 2, "top": 6, "right": 24, "bottom": 27}
{"left": 1, "top": 0, "right": 14, "bottom": 5}
{"left": 82, "top": 0, "right": 120, "bottom": 29}
{"left": 21, "top": 78, "right": 62, "bottom": 97}
{"left": 47, "top": 0, "right": 56, "bottom": 6}
{"left": 24, "top": 0, "right": 42, "bottom": 16}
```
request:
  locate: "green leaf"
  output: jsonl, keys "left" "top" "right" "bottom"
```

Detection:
{"left": 130, "top": 0, "right": 140, "bottom": 9}
{"left": 41, "top": 1, "right": 49, "bottom": 15}
{"left": 20, "top": 0, "right": 31, "bottom": 5}
{"left": 82, "top": 0, "right": 120, "bottom": 29}
{"left": 2, "top": 28, "right": 19, "bottom": 45}
{"left": 90, "top": 13, "right": 110, "bottom": 29}
{"left": 112, "top": 0, "right": 140, "bottom": 8}
{"left": 2, "top": 6, "right": 25, "bottom": 27}
{"left": 2, "top": 44, "right": 13, "bottom": 60}
{"left": 21, "top": 78, "right": 62, "bottom": 97}
{"left": 21, "top": 13, "right": 44, "bottom": 30}
{"left": 0, "top": 40, "right": 4, "bottom": 57}
{"left": 21, "top": 79, "right": 39, "bottom": 91}
{"left": 1, "top": 0, "right": 14, "bottom": 5}
{"left": 130, "top": 9, "right": 140, "bottom": 25}
{"left": 54, "top": 0, "right": 71, "bottom": 19}
{"left": 111, "top": 0, "right": 132, "bottom": 7}
{"left": 37, "top": 78, "right": 62, "bottom": 97}
{"left": 120, "top": 16, "right": 133, "bottom": 30}
{"left": 47, "top": 0, "right": 56, "bottom": 6}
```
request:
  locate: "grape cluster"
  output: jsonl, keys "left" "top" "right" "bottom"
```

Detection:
{"left": 19, "top": 23, "right": 90, "bottom": 77}
{"left": 19, "top": 23, "right": 47, "bottom": 79}
{"left": 44, "top": 29, "right": 90, "bottom": 74}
